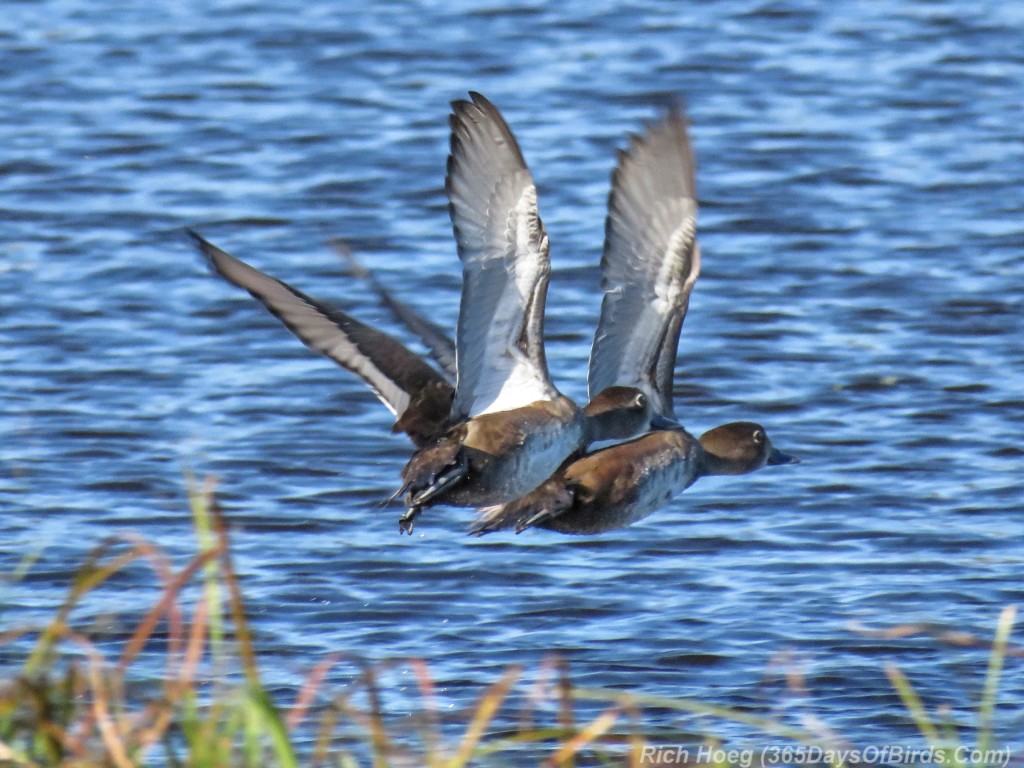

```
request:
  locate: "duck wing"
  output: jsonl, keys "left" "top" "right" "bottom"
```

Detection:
{"left": 191, "top": 231, "right": 453, "bottom": 444}
{"left": 446, "top": 92, "right": 558, "bottom": 419}
{"left": 587, "top": 108, "right": 700, "bottom": 419}
{"left": 331, "top": 239, "right": 458, "bottom": 381}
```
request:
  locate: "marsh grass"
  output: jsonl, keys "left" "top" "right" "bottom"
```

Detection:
{"left": 0, "top": 480, "right": 1017, "bottom": 767}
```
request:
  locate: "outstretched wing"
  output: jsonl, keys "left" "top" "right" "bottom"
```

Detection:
{"left": 332, "top": 239, "right": 458, "bottom": 381}
{"left": 588, "top": 108, "right": 699, "bottom": 419}
{"left": 446, "top": 92, "right": 558, "bottom": 418}
{"left": 191, "top": 231, "right": 453, "bottom": 441}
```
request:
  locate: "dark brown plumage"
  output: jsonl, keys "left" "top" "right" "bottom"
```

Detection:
{"left": 190, "top": 231, "right": 454, "bottom": 448}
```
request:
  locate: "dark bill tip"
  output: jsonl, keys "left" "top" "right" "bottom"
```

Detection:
{"left": 767, "top": 447, "right": 799, "bottom": 466}
{"left": 649, "top": 413, "right": 682, "bottom": 430}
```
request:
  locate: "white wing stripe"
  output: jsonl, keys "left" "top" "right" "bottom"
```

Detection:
{"left": 448, "top": 94, "right": 558, "bottom": 417}
{"left": 589, "top": 109, "right": 699, "bottom": 419}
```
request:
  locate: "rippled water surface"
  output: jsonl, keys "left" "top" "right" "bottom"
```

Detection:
{"left": 3, "top": 0, "right": 1023, "bottom": 753}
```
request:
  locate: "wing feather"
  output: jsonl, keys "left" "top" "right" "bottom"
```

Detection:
{"left": 191, "top": 232, "right": 453, "bottom": 435}
{"left": 588, "top": 109, "right": 700, "bottom": 419}
{"left": 332, "top": 240, "right": 457, "bottom": 381}
{"left": 446, "top": 92, "right": 557, "bottom": 418}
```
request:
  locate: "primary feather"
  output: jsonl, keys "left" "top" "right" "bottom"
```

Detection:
{"left": 588, "top": 109, "right": 700, "bottom": 419}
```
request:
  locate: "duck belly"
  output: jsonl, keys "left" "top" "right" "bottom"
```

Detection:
{"left": 543, "top": 439, "right": 699, "bottom": 534}
{"left": 616, "top": 459, "right": 697, "bottom": 527}
{"left": 496, "top": 418, "right": 585, "bottom": 498}
{"left": 450, "top": 406, "right": 584, "bottom": 506}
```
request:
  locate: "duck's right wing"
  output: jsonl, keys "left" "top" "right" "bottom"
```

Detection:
{"left": 588, "top": 108, "right": 699, "bottom": 420}
{"left": 331, "top": 239, "right": 458, "bottom": 381}
{"left": 446, "top": 92, "right": 558, "bottom": 419}
{"left": 191, "top": 231, "right": 453, "bottom": 444}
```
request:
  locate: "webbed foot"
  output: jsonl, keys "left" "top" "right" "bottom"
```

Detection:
{"left": 398, "top": 506, "right": 421, "bottom": 535}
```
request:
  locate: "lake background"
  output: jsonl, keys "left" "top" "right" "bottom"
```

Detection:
{"left": 2, "top": 0, "right": 1022, "bottom": 755}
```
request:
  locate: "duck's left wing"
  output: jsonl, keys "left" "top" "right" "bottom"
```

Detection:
{"left": 332, "top": 240, "right": 458, "bottom": 382}
{"left": 446, "top": 92, "right": 558, "bottom": 418}
{"left": 191, "top": 231, "right": 453, "bottom": 444}
{"left": 588, "top": 108, "right": 699, "bottom": 419}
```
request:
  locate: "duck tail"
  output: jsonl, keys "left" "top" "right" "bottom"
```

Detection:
{"left": 468, "top": 479, "right": 571, "bottom": 536}
{"left": 468, "top": 502, "right": 519, "bottom": 536}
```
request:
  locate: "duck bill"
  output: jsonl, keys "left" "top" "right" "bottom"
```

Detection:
{"left": 767, "top": 447, "right": 799, "bottom": 465}
{"left": 649, "top": 414, "right": 682, "bottom": 430}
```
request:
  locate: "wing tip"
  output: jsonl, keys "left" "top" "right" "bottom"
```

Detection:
{"left": 630, "top": 102, "right": 692, "bottom": 160}
{"left": 605, "top": 97, "right": 697, "bottom": 215}
{"left": 185, "top": 226, "right": 209, "bottom": 251}
{"left": 468, "top": 90, "right": 495, "bottom": 112}
{"left": 449, "top": 91, "right": 491, "bottom": 126}
{"left": 186, "top": 227, "right": 228, "bottom": 273}
{"left": 447, "top": 91, "right": 527, "bottom": 171}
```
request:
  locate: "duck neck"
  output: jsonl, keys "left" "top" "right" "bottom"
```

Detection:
{"left": 581, "top": 413, "right": 607, "bottom": 445}
{"left": 698, "top": 447, "right": 753, "bottom": 477}
{"left": 584, "top": 408, "right": 644, "bottom": 445}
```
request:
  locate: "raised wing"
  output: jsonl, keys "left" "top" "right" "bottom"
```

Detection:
{"left": 332, "top": 239, "right": 458, "bottom": 381}
{"left": 191, "top": 231, "right": 453, "bottom": 444}
{"left": 446, "top": 92, "right": 558, "bottom": 418}
{"left": 588, "top": 108, "right": 699, "bottom": 419}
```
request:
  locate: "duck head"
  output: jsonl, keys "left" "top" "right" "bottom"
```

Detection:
{"left": 698, "top": 421, "right": 798, "bottom": 476}
{"left": 582, "top": 386, "right": 678, "bottom": 443}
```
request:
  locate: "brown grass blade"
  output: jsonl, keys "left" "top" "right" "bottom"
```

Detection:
{"left": 545, "top": 705, "right": 621, "bottom": 768}
{"left": 448, "top": 665, "right": 521, "bottom": 768}
{"left": 118, "top": 546, "right": 220, "bottom": 673}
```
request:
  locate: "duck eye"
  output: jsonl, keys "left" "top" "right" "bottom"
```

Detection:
{"left": 634, "top": 394, "right": 647, "bottom": 410}
{"left": 752, "top": 429, "right": 764, "bottom": 444}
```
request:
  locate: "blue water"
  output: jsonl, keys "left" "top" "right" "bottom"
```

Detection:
{"left": 2, "top": 0, "right": 1023, "bottom": 755}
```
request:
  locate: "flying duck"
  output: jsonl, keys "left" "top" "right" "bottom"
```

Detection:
{"left": 470, "top": 421, "right": 797, "bottom": 535}
{"left": 192, "top": 95, "right": 681, "bottom": 534}
{"left": 395, "top": 93, "right": 678, "bottom": 532}
{"left": 469, "top": 106, "right": 798, "bottom": 536}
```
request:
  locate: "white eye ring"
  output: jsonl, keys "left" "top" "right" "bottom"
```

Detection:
{"left": 752, "top": 430, "right": 764, "bottom": 444}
